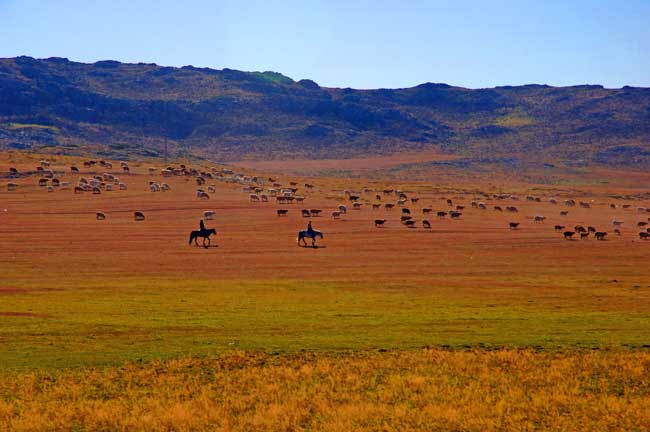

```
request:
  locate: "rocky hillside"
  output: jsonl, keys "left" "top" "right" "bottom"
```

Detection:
{"left": 1, "top": 56, "right": 649, "bottom": 166}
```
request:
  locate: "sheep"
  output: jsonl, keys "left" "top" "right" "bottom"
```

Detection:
{"left": 554, "top": 225, "right": 565, "bottom": 232}
{"left": 534, "top": 215, "right": 546, "bottom": 223}
{"left": 160, "top": 183, "right": 171, "bottom": 192}
{"left": 563, "top": 231, "right": 576, "bottom": 240}
{"left": 74, "top": 186, "right": 84, "bottom": 194}
{"left": 506, "top": 206, "right": 518, "bottom": 212}
{"left": 411, "top": 197, "right": 419, "bottom": 204}
{"left": 374, "top": 219, "right": 387, "bottom": 227}
{"left": 640, "top": 232, "right": 650, "bottom": 240}
{"left": 494, "top": 206, "right": 503, "bottom": 211}
{"left": 338, "top": 205, "right": 348, "bottom": 214}
{"left": 310, "top": 209, "right": 322, "bottom": 216}
{"left": 134, "top": 211, "right": 145, "bottom": 221}
{"left": 450, "top": 211, "right": 462, "bottom": 219}
{"left": 204, "top": 211, "right": 216, "bottom": 220}
{"left": 150, "top": 183, "right": 161, "bottom": 192}
{"left": 208, "top": 185, "right": 216, "bottom": 193}
{"left": 437, "top": 211, "right": 447, "bottom": 219}
{"left": 560, "top": 211, "right": 569, "bottom": 216}
{"left": 277, "top": 209, "right": 288, "bottom": 217}
{"left": 384, "top": 204, "right": 395, "bottom": 210}
{"left": 372, "top": 204, "right": 381, "bottom": 210}
{"left": 96, "top": 212, "right": 106, "bottom": 220}
{"left": 119, "top": 183, "right": 127, "bottom": 190}
{"left": 404, "top": 220, "right": 416, "bottom": 228}
{"left": 197, "top": 191, "right": 210, "bottom": 200}
{"left": 105, "top": 184, "right": 113, "bottom": 191}
{"left": 353, "top": 202, "right": 362, "bottom": 210}
{"left": 580, "top": 232, "right": 589, "bottom": 239}
{"left": 422, "top": 220, "right": 431, "bottom": 229}
{"left": 92, "top": 187, "right": 101, "bottom": 195}
{"left": 301, "top": 209, "right": 311, "bottom": 217}
{"left": 331, "top": 211, "right": 341, "bottom": 219}
{"left": 6, "top": 182, "right": 18, "bottom": 191}
{"left": 38, "top": 178, "right": 48, "bottom": 187}
{"left": 509, "top": 222, "right": 520, "bottom": 230}
{"left": 594, "top": 232, "right": 608, "bottom": 240}
{"left": 402, "top": 208, "right": 411, "bottom": 215}
{"left": 422, "top": 208, "right": 432, "bottom": 214}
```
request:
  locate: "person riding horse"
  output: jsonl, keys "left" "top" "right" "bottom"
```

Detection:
{"left": 298, "top": 220, "right": 323, "bottom": 247}
{"left": 189, "top": 219, "right": 217, "bottom": 248}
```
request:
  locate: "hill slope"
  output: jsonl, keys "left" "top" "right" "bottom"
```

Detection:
{"left": 1, "top": 56, "right": 649, "bottom": 166}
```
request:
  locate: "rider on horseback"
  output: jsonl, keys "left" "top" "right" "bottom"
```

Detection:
{"left": 307, "top": 220, "right": 315, "bottom": 236}
{"left": 200, "top": 219, "right": 206, "bottom": 232}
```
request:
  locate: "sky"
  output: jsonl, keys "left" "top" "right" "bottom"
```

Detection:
{"left": 1, "top": 0, "right": 648, "bottom": 89}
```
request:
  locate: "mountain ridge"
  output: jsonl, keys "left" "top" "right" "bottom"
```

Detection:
{"left": 1, "top": 56, "right": 649, "bottom": 166}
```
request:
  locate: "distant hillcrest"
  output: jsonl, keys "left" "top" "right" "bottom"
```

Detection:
{"left": 1, "top": 56, "right": 649, "bottom": 166}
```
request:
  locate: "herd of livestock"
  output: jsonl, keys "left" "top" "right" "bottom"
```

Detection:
{"left": 4, "top": 158, "right": 650, "bottom": 242}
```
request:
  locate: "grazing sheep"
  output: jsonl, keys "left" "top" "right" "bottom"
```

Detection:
{"left": 375, "top": 219, "right": 387, "bottom": 227}
{"left": 563, "top": 231, "right": 575, "bottom": 240}
{"left": 401, "top": 215, "right": 413, "bottom": 223}
{"left": 310, "top": 209, "right": 322, "bottom": 216}
{"left": 587, "top": 226, "right": 596, "bottom": 233}
{"left": 277, "top": 209, "right": 288, "bottom": 216}
{"left": 385, "top": 204, "right": 395, "bottom": 210}
{"left": 450, "top": 211, "right": 462, "bottom": 219}
{"left": 534, "top": 215, "right": 546, "bottom": 223}
{"left": 150, "top": 183, "right": 161, "bottom": 192}
{"left": 119, "top": 183, "right": 127, "bottom": 190}
{"left": 437, "top": 211, "right": 447, "bottom": 219}
{"left": 594, "top": 231, "right": 607, "bottom": 240}
{"left": 640, "top": 232, "right": 650, "bottom": 240}
{"left": 6, "top": 182, "right": 18, "bottom": 191}
{"left": 554, "top": 225, "right": 565, "bottom": 232}
{"left": 506, "top": 206, "right": 518, "bottom": 212}
{"left": 402, "top": 208, "right": 411, "bottom": 215}
{"left": 302, "top": 209, "right": 311, "bottom": 217}
{"left": 509, "top": 222, "right": 520, "bottom": 230}
{"left": 197, "top": 191, "right": 210, "bottom": 200}
{"left": 372, "top": 204, "right": 381, "bottom": 210}
{"left": 560, "top": 211, "right": 569, "bottom": 216}
{"left": 204, "top": 211, "right": 216, "bottom": 220}
{"left": 422, "top": 220, "right": 431, "bottom": 229}
{"left": 74, "top": 186, "right": 84, "bottom": 194}
{"left": 92, "top": 187, "right": 101, "bottom": 195}
{"left": 580, "top": 232, "right": 589, "bottom": 239}
{"left": 353, "top": 202, "right": 362, "bottom": 210}
{"left": 422, "top": 208, "right": 432, "bottom": 214}
{"left": 134, "top": 212, "right": 145, "bottom": 221}
{"left": 338, "top": 205, "right": 347, "bottom": 214}
{"left": 456, "top": 205, "right": 465, "bottom": 211}
{"left": 404, "top": 220, "right": 416, "bottom": 228}
{"left": 96, "top": 212, "right": 106, "bottom": 220}
{"left": 331, "top": 211, "right": 341, "bottom": 219}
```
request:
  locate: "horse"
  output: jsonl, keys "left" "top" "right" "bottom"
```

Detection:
{"left": 189, "top": 228, "right": 217, "bottom": 248}
{"left": 297, "top": 229, "right": 323, "bottom": 247}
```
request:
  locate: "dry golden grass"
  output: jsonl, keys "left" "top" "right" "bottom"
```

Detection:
{"left": 1, "top": 349, "right": 650, "bottom": 431}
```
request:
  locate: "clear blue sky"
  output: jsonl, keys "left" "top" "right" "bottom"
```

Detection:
{"left": 1, "top": 0, "right": 648, "bottom": 89}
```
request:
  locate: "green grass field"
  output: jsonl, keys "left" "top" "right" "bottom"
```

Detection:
{"left": 3, "top": 274, "right": 650, "bottom": 370}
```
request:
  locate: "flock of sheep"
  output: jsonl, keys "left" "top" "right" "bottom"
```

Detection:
{"left": 5, "top": 158, "right": 650, "bottom": 242}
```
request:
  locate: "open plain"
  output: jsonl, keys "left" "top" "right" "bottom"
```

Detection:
{"left": 1, "top": 151, "right": 650, "bottom": 430}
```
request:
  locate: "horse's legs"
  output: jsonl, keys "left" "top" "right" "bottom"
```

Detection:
{"left": 203, "top": 236, "right": 210, "bottom": 248}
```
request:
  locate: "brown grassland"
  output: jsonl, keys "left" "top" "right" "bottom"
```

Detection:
{"left": 1, "top": 150, "right": 650, "bottom": 430}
